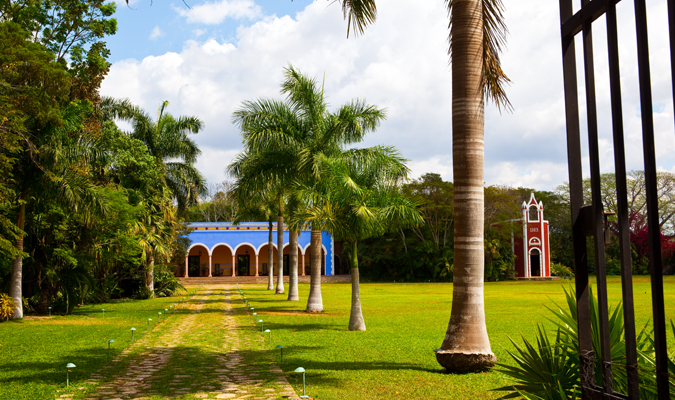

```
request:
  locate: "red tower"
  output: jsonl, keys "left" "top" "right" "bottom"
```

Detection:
{"left": 513, "top": 193, "right": 551, "bottom": 278}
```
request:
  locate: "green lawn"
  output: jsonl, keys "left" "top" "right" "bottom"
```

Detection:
{"left": 243, "top": 277, "right": 675, "bottom": 399}
{"left": 0, "top": 278, "right": 673, "bottom": 399}
{"left": 0, "top": 293, "right": 187, "bottom": 399}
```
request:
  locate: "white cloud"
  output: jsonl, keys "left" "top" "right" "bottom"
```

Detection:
{"left": 102, "top": 0, "right": 673, "bottom": 191}
{"left": 175, "top": 0, "right": 261, "bottom": 25}
{"left": 193, "top": 28, "right": 207, "bottom": 37}
{"left": 149, "top": 26, "right": 165, "bottom": 40}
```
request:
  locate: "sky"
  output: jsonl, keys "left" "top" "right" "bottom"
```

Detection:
{"left": 100, "top": 0, "right": 675, "bottom": 193}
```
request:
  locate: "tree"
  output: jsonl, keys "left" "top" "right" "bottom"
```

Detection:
{"left": 335, "top": 0, "right": 510, "bottom": 371}
{"left": 100, "top": 98, "right": 207, "bottom": 216}
{"left": 294, "top": 149, "right": 422, "bottom": 330}
{"left": 230, "top": 65, "right": 386, "bottom": 311}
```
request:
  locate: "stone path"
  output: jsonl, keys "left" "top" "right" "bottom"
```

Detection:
{"left": 63, "top": 286, "right": 301, "bottom": 400}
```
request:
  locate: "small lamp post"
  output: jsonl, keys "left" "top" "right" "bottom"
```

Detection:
{"left": 107, "top": 339, "right": 115, "bottom": 361}
{"left": 264, "top": 329, "right": 271, "bottom": 346}
{"left": 158, "top": 312, "right": 162, "bottom": 323}
{"left": 48, "top": 306, "right": 52, "bottom": 317}
{"left": 66, "top": 363, "right": 76, "bottom": 388}
{"left": 275, "top": 344, "right": 283, "bottom": 364}
{"left": 101, "top": 309, "right": 105, "bottom": 318}
{"left": 147, "top": 318, "right": 152, "bottom": 329}
{"left": 130, "top": 327, "right": 136, "bottom": 342}
{"left": 294, "top": 367, "right": 309, "bottom": 398}
{"left": 258, "top": 319, "right": 263, "bottom": 332}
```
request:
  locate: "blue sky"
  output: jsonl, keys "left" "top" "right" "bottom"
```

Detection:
{"left": 100, "top": 0, "right": 675, "bottom": 193}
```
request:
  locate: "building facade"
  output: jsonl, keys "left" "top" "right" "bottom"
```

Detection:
{"left": 513, "top": 193, "right": 551, "bottom": 278}
{"left": 177, "top": 222, "right": 337, "bottom": 277}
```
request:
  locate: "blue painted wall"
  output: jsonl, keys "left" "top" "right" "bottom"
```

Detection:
{"left": 187, "top": 222, "right": 334, "bottom": 275}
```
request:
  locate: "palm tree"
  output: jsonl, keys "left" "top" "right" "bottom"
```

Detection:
{"left": 230, "top": 65, "right": 386, "bottom": 312}
{"left": 100, "top": 98, "right": 207, "bottom": 215}
{"left": 293, "top": 148, "right": 422, "bottom": 330}
{"left": 134, "top": 188, "right": 179, "bottom": 296}
{"left": 335, "top": 0, "right": 510, "bottom": 371}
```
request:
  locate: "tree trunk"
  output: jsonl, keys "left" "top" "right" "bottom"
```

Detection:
{"left": 435, "top": 0, "right": 496, "bottom": 372}
{"left": 305, "top": 227, "right": 323, "bottom": 312}
{"left": 146, "top": 252, "right": 155, "bottom": 296}
{"left": 287, "top": 228, "right": 300, "bottom": 301}
{"left": 9, "top": 203, "right": 25, "bottom": 319}
{"left": 348, "top": 241, "right": 365, "bottom": 331}
{"left": 267, "top": 218, "right": 274, "bottom": 290}
{"left": 275, "top": 213, "right": 285, "bottom": 294}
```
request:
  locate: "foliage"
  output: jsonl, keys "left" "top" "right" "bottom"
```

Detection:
{"left": 495, "top": 286, "right": 671, "bottom": 399}
{"left": 153, "top": 263, "right": 185, "bottom": 298}
{"left": 0, "top": 293, "right": 17, "bottom": 321}
{"left": 549, "top": 262, "right": 573, "bottom": 277}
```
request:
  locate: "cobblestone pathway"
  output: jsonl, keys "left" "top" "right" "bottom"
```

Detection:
{"left": 64, "top": 286, "right": 300, "bottom": 400}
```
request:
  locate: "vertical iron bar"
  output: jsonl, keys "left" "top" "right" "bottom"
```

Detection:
{"left": 669, "top": 0, "right": 675, "bottom": 127}
{"left": 633, "top": 0, "right": 670, "bottom": 398}
{"left": 559, "top": 0, "right": 596, "bottom": 395}
{"left": 606, "top": 3, "right": 640, "bottom": 398}
{"left": 581, "top": 0, "right": 614, "bottom": 393}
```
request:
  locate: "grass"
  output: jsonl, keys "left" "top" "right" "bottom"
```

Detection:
{"left": 0, "top": 293, "right": 187, "bottom": 399}
{"left": 0, "top": 277, "right": 673, "bottom": 399}
{"left": 241, "top": 276, "right": 675, "bottom": 399}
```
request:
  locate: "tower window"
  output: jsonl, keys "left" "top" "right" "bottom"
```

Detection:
{"left": 529, "top": 205, "right": 539, "bottom": 222}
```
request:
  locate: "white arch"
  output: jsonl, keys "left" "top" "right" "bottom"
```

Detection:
{"left": 187, "top": 243, "right": 211, "bottom": 255}
{"left": 211, "top": 242, "right": 234, "bottom": 254}
{"left": 282, "top": 242, "right": 304, "bottom": 253}
{"left": 256, "top": 242, "right": 278, "bottom": 254}
{"left": 529, "top": 237, "right": 541, "bottom": 246}
{"left": 234, "top": 242, "right": 258, "bottom": 255}
{"left": 529, "top": 247, "right": 541, "bottom": 255}
{"left": 302, "top": 243, "right": 328, "bottom": 254}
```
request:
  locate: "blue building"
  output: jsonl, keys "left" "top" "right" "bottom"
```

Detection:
{"left": 179, "top": 222, "right": 339, "bottom": 278}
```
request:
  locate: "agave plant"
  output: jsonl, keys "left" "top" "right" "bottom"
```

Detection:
{"left": 495, "top": 286, "right": 671, "bottom": 399}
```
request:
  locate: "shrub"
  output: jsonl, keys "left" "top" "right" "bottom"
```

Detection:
{"left": 495, "top": 287, "right": 673, "bottom": 399}
{"left": 550, "top": 262, "right": 573, "bottom": 277}
{"left": 154, "top": 263, "right": 184, "bottom": 298}
{"left": 0, "top": 293, "right": 17, "bottom": 321}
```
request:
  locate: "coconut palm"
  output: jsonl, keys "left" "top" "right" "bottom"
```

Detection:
{"left": 293, "top": 148, "right": 422, "bottom": 330}
{"left": 336, "top": 0, "right": 510, "bottom": 371}
{"left": 100, "top": 98, "right": 207, "bottom": 215}
{"left": 230, "top": 65, "right": 386, "bottom": 312}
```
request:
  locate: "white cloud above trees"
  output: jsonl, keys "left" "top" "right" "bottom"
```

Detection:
{"left": 101, "top": 0, "right": 674, "bottom": 191}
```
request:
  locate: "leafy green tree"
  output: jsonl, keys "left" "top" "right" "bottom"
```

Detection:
{"left": 100, "top": 98, "right": 207, "bottom": 215}
{"left": 230, "top": 65, "right": 386, "bottom": 311}
{"left": 336, "top": 0, "right": 511, "bottom": 371}
{"left": 294, "top": 150, "right": 422, "bottom": 330}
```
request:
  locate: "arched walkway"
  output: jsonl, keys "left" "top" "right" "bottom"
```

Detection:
{"left": 185, "top": 244, "right": 210, "bottom": 277}
{"left": 212, "top": 244, "right": 234, "bottom": 277}
{"left": 234, "top": 243, "right": 257, "bottom": 276}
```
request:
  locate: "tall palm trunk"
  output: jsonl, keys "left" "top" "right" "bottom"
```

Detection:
{"left": 305, "top": 227, "right": 323, "bottom": 312}
{"left": 267, "top": 218, "right": 274, "bottom": 290}
{"left": 146, "top": 252, "right": 155, "bottom": 296}
{"left": 9, "top": 203, "right": 25, "bottom": 319}
{"left": 275, "top": 212, "right": 285, "bottom": 294}
{"left": 287, "top": 229, "right": 300, "bottom": 301}
{"left": 348, "top": 240, "right": 365, "bottom": 331}
{"left": 434, "top": 0, "right": 496, "bottom": 372}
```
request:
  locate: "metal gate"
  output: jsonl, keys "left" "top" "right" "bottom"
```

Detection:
{"left": 558, "top": 0, "right": 672, "bottom": 398}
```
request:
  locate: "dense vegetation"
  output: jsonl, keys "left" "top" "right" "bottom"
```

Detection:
{"left": 0, "top": 0, "right": 203, "bottom": 317}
